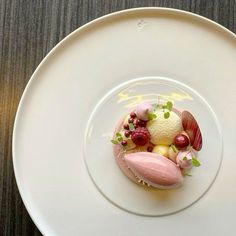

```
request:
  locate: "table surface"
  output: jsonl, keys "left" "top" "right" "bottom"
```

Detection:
{"left": 0, "top": 0, "right": 235, "bottom": 235}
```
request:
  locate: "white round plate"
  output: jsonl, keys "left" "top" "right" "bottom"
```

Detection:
{"left": 13, "top": 8, "right": 236, "bottom": 236}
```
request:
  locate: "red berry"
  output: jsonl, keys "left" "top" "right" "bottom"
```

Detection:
{"left": 128, "top": 117, "right": 134, "bottom": 123}
{"left": 130, "top": 112, "right": 136, "bottom": 118}
{"left": 131, "top": 127, "right": 150, "bottom": 146}
{"left": 147, "top": 146, "right": 153, "bottom": 152}
{"left": 174, "top": 134, "right": 189, "bottom": 149}
{"left": 121, "top": 140, "right": 127, "bottom": 146}
{"left": 123, "top": 124, "right": 129, "bottom": 130}
{"left": 124, "top": 130, "right": 131, "bottom": 138}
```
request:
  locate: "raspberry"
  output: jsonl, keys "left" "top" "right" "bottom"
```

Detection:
{"left": 131, "top": 127, "right": 150, "bottom": 146}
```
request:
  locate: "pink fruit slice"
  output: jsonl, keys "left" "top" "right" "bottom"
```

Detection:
{"left": 124, "top": 152, "right": 183, "bottom": 189}
{"left": 181, "top": 111, "right": 202, "bottom": 151}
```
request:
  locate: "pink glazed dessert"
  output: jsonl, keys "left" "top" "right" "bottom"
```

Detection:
{"left": 111, "top": 101, "right": 203, "bottom": 189}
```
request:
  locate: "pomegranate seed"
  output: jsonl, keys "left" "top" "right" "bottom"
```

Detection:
{"left": 124, "top": 130, "right": 131, "bottom": 138}
{"left": 147, "top": 146, "right": 153, "bottom": 152}
{"left": 128, "top": 118, "right": 134, "bottom": 123}
{"left": 121, "top": 140, "right": 127, "bottom": 146}
{"left": 123, "top": 124, "right": 129, "bottom": 130}
{"left": 130, "top": 112, "right": 136, "bottom": 118}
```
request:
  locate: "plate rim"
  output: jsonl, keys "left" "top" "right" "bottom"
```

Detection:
{"left": 12, "top": 7, "right": 236, "bottom": 236}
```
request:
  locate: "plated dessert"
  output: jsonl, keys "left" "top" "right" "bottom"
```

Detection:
{"left": 111, "top": 101, "right": 202, "bottom": 189}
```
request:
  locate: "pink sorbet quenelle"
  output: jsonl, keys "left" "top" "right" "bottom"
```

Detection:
{"left": 124, "top": 152, "right": 183, "bottom": 189}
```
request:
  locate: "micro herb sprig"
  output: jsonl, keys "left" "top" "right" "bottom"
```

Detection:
{"left": 147, "top": 112, "right": 157, "bottom": 121}
{"left": 162, "top": 100, "right": 173, "bottom": 119}
{"left": 111, "top": 132, "right": 123, "bottom": 145}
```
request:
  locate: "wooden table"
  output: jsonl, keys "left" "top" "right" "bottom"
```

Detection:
{"left": 0, "top": 1, "right": 235, "bottom": 235}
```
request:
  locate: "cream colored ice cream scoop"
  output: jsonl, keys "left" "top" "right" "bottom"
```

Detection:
{"left": 147, "top": 111, "right": 183, "bottom": 145}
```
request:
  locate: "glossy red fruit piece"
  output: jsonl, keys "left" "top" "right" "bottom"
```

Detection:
{"left": 147, "top": 146, "right": 153, "bottom": 152}
{"left": 174, "top": 134, "right": 189, "bottom": 149}
{"left": 131, "top": 127, "right": 150, "bottom": 146}
{"left": 130, "top": 112, "right": 137, "bottom": 118}
{"left": 181, "top": 111, "right": 202, "bottom": 151}
{"left": 121, "top": 140, "right": 128, "bottom": 146}
{"left": 124, "top": 130, "right": 131, "bottom": 138}
{"left": 123, "top": 124, "right": 129, "bottom": 130}
{"left": 128, "top": 117, "right": 134, "bottom": 123}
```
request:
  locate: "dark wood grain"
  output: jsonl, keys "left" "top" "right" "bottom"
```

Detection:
{"left": 0, "top": 0, "right": 235, "bottom": 235}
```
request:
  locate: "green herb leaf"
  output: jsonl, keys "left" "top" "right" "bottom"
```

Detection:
{"left": 171, "top": 145, "right": 177, "bottom": 153}
{"left": 128, "top": 123, "right": 135, "bottom": 131}
{"left": 164, "top": 112, "right": 170, "bottom": 119}
{"left": 114, "top": 132, "right": 123, "bottom": 142}
{"left": 184, "top": 172, "right": 192, "bottom": 177}
{"left": 182, "top": 156, "right": 187, "bottom": 161}
{"left": 162, "top": 105, "right": 167, "bottom": 109}
{"left": 117, "top": 136, "right": 123, "bottom": 142}
{"left": 166, "top": 101, "right": 173, "bottom": 111}
{"left": 116, "top": 132, "right": 122, "bottom": 138}
{"left": 147, "top": 112, "right": 157, "bottom": 120}
{"left": 111, "top": 139, "right": 119, "bottom": 144}
{"left": 191, "top": 157, "right": 201, "bottom": 167}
